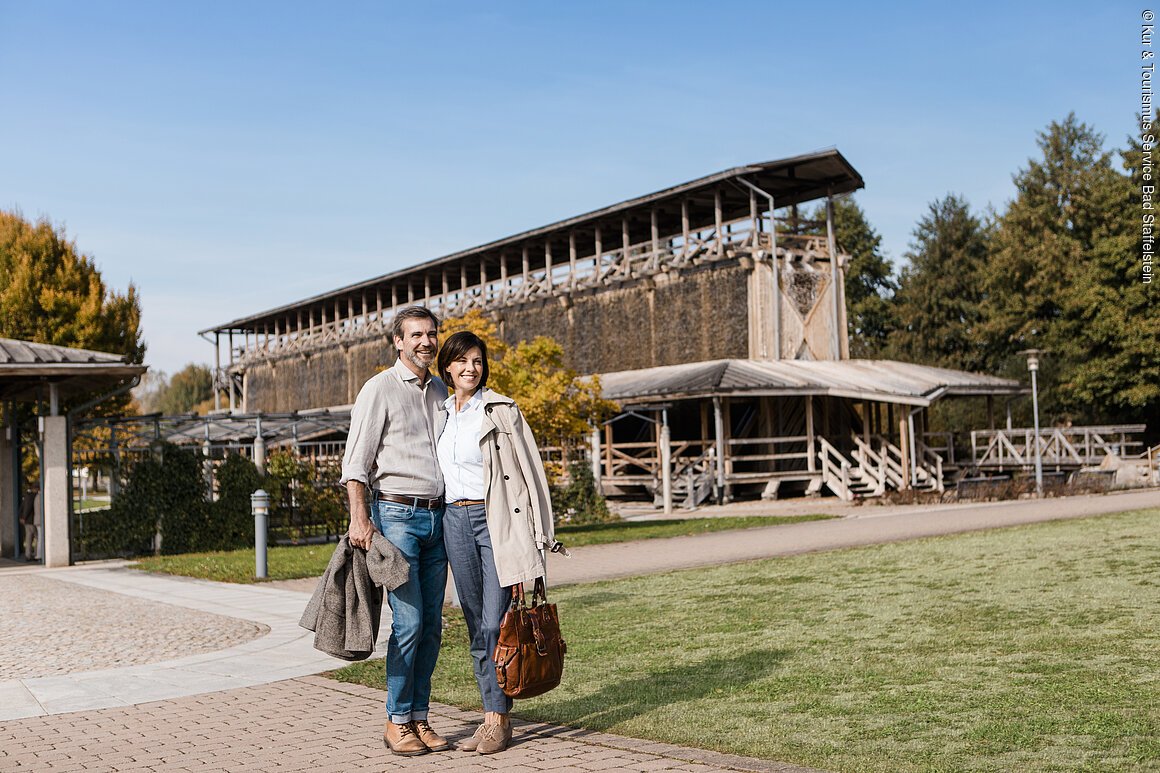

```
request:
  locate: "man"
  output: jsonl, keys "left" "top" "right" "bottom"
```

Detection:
{"left": 340, "top": 306, "right": 450, "bottom": 757}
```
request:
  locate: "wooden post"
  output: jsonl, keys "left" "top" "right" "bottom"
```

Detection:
{"left": 825, "top": 193, "right": 842, "bottom": 359}
{"left": 714, "top": 190, "right": 723, "bottom": 258}
{"left": 590, "top": 427, "right": 601, "bottom": 489}
{"left": 604, "top": 421, "right": 614, "bottom": 477}
{"left": 213, "top": 333, "right": 222, "bottom": 411}
{"left": 806, "top": 395, "right": 816, "bottom": 472}
{"left": 480, "top": 258, "right": 488, "bottom": 303}
{"left": 650, "top": 209, "right": 660, "bottom": 271}
{"left": 899, "top": 415, "right": 910, "bottom": 489}
{"left": 522, "top": 245, "right": 530, "bottom": 288}
{"left": 769, "top": 192, "right": 781, "bottom": 359}
{"left": 622, "top": 218, "right": 630, "bottom": 271}
{"left": 660, "top": 410, "right": 672, "bottom": 514}
{"left": 713, "top": 396, "right": 726, "bottom": 501}
{"left": 544, "top": 241, "right": 553, "bottom": 290}
{"left": 987, "top": 395, "right": 995, "bottom": 430}
{"left": 594, "top": 226, "right": 602, "bottom": 276}
{"left": 569, "top": 232, "right": 577, "bottom": 291}
{"left": 499, "top": 252, "right": 508, "bottom": 304}
{"left": 862, "top": 400, "right": 871, "bottom": 449}
{"left": 681, "top": 199, "right": 690, "bottom": 259}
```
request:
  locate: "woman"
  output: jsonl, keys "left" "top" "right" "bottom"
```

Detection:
{"left": 435, "top": 331, "right": 556, "bottom": 756}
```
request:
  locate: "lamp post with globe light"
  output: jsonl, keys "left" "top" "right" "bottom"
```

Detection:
{"left": 1017, "top": 349, "right": 1045, "bottom": 496}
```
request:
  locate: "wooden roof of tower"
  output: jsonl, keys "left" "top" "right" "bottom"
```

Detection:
{"left": 202, "top": 148, "right": 864, "bottom": 335}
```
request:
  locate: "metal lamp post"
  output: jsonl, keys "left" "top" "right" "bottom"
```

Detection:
{"left": 1018, "top": 349, "right": 1045, "bottom": 496}
{"left": 251, "top": 489, "right": 269, "bottom": 579}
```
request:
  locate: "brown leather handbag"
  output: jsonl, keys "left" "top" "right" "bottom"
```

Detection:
{"left": 493, "top": 577, "right": 565, "bottom": 699}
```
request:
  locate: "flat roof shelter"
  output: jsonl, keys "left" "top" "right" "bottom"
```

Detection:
{"left": 0, "top": 339, "right": 146, "bottom": 567}
{"left": 592, "top": 359, "right": 1027, "bottom": 506}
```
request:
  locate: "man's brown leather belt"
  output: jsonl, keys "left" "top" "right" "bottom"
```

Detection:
{"left": 449, "top": 499, "right": 485, "bottom": 507}
{"left": 375, "top": 492, "right": 444, "bottom": 509}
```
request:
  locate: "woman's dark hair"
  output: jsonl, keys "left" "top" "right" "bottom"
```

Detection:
{"left": 437, "top": 331, "right": 489, "bottom": 390}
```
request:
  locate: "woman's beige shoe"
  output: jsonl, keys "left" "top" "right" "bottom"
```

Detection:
{"left": 458, "top": 723, "right": 486, "bottom": 752}
{"left": 476, "top": 721, "right": 513, "bottom": 755}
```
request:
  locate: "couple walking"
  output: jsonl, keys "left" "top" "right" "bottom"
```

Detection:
{"left": 340, "top": 306, "right": 556, "bottom": 757}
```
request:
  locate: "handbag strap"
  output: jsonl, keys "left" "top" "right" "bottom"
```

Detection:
{"left": 509, "top": 578, "right": 549, "bottom": 609}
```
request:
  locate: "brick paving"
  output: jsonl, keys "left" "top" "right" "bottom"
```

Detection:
{"left": 0, "top": 676, "right": 817, "bottom": 772}
{"left": 3, "top": 490, "right": 1157, "bottom": 772}
{"left": 0, "top": 574, "right": 267, "bottom": 680}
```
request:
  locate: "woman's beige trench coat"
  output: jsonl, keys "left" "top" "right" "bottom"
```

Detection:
{"left": 477, "top": 388, "right": 556, "bottom": 587}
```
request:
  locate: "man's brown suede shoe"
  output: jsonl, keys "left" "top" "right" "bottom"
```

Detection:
{"left": 476, "top": 721, "right": 512, "bottom": 755}
{"left": 411, "top": 720, "right": 449, "bottom": 752}
{"left": 383, "top": 720, "right": 428, "bottom": 756}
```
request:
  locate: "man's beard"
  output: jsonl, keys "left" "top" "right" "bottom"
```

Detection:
{"left": 406, "top": 348, "right": 435, "bottom": 370}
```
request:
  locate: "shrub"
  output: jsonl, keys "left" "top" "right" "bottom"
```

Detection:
{"left": 550, "top": 461, "right": 617, "bottom": 526}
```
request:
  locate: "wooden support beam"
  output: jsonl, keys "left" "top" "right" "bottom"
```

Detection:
{"left": 650, "top": 209, "right": 659, "bottom": 270}
{"left": 806, "top": 395, "right": 816, "bottom": 472}
{"left": 681, "top": 199, "right": 689, "bottom": 259}
{"left": 544, "top": 241, "right": 553, "bottom": 289}
{"left": 715, "top": 189, "right": 723, "bottom": 257}
{"left": 622, "top": 218, "right": 630, "bottom": 272}
{"left": 522, "top": 245, "right": 530, "bottom": 292}
{"left": 826, "top": 192, "right": 842, "bottom": 359}
{"left": 569, "top": 232, "right": 577, "bottom": 291}
{"left": 499, "top": 252, "right": 508, "bottom": 304}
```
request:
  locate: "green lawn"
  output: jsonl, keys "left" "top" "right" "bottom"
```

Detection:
{"left": 128, "top": 514, "right": 830, "bottom": 583}
{"left": 331, "top": 508, "right": 1160, "bottom": 772}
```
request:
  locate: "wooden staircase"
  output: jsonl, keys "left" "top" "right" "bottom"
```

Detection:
{"left": 819, "top": 434, "right": 947, "bottom": 501}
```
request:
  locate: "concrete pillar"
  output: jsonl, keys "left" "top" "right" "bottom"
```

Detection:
{"left": 42, "top": 415, "right": 70, "bottom": 567}
{"left": 0, "top": 422, "right": 16, "bottom": 559}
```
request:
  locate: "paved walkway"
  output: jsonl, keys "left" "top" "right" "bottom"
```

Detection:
{"left": 1, "top": 489, "right": 1157, "bottom": 771}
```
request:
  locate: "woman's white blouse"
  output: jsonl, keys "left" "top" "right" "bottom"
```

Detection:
{"left": 437, "top": 389, "right": 487, "bottom": 502}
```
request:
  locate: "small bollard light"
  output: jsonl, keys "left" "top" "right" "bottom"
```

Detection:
{"left": 251, "top": 489, "right": 269, "bottom": 579}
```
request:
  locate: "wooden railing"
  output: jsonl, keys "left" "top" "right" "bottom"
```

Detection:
{"left": 971, "top": 425, "right": 1146, "bottom": 470}
{"left": 817, "top": 436, "right": 853, "bottom": 501}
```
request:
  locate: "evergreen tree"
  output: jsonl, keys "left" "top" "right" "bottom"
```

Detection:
{"left": 888, "top": 195, "right": 991, "bottom": 372}
{"left": 983, "top": 114, "right": 1157, "bottom": 425}
{"left": 1052, "top": 120, "right": 1159, "bottom": 427}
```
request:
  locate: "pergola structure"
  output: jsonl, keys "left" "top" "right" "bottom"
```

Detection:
{"left": 0, "top": 339, "right": 146, "bottom": 567}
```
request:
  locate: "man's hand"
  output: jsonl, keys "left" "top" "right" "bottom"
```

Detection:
{"left": 348, "top": 513, "right": 377, "bottom": 550}
{"left": 346, "top": 480, "right": 378, "bottom": 550}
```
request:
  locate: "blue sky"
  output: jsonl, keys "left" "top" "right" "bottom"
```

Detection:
{"left": 0, "top": 1, "right": 1139, "bottom": 375}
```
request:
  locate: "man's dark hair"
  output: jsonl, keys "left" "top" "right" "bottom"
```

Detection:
{"left": 390, "top": 306, "right": 440, "bottom": 345}
{"left": 437, "top": 331, "right": 489, "bottom": 391}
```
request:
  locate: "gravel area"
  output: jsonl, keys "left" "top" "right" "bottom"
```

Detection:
{"left": 0, "top": 575, "right": 269, "bottom": 679}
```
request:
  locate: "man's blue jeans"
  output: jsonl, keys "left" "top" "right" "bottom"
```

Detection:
{"left": 371, "top": 499, "right": 448, "bottom": 724}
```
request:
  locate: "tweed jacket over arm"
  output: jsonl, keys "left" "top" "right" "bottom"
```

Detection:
{"left": 299, "top": 533, "right": 409, "bottom": 661}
